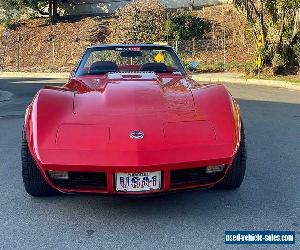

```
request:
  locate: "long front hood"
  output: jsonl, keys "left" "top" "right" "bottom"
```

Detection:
{"left": 31, "top": 76, "right": 237, "bottom": 168}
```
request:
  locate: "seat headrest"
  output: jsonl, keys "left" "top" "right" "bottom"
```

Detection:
{"left": 89, "top": 61, "right": 119, "bottom": 74}
{"left": 140, "top": 63, "right": 169, "bottom": 73}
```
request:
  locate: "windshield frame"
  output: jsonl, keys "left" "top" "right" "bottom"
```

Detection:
{"left": 74, "top": 44, "right": 187, "bottom": 77}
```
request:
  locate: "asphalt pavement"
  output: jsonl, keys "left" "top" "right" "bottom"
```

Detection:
{"left": 0, "top": 78, "right": 299, "bottom": 250}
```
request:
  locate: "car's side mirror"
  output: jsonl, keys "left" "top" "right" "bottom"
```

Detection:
{"left": 188, "top": 61, "right": 199, "bottom": 72}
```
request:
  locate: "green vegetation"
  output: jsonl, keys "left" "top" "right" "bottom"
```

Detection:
{"left": 192, "top": 61, "right": 256, "bottom": 74}
{"left": 165, "top": 10, "right": 210, "bottom": 40}
{"left": 233, "top": 0, "right": 300, "bottom": 75}
{"left": 107, "top": 1, "right": 210, "bottom": 44}
{"left": 293, "top": 39, "right": 300, "bottom": 66}
{"left": 260, "top": 75, "right": 300, "bottom": 84}
{"left": 107, "top": 0, "right": 167, "bottom": 43}
{"left": 0, "top": 0, "right": 75, "bottom": 24}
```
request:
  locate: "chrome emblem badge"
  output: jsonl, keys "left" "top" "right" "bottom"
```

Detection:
{"left": 130, "top": 130, "right": 144, "bottom": 140}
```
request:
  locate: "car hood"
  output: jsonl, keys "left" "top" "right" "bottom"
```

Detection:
{"left": 61, "top": 73, "right": 211, "bottom": 150}
{"left": 74, "top": 72, "right": 201, "bottom": 121}
{"left": 32, "top": 73, "right": 235, "bottom": 167}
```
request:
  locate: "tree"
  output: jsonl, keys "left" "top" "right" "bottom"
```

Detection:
{"left": 24, "top": 0, "right": 70, "bottom": 24}
{"left": 0, "top": 0, "right": 75, "bottom": 24}
{"left": 107, "top": 0, "right": 167, "bottom": 43}
{"left": 0, "top": 0, "right": 23, "bottom": 27}
{"left": 165, "top": 10, "right": 210, "bottom": 40}
{"left": 233, "top": 0, "right": 300, "bottom": 74}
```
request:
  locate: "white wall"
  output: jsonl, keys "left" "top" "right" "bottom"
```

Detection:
{"left": 161, "top": 0, "right": 232, "bottom": 9}
{"left": 63, "top": 1, "right": 130, "bottom": 15}
{"left": 64, "top": 0, "right": 232, "bottom": 15}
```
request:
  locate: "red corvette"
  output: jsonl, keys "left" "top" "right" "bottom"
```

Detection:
{"left": 22, "top": 44, "right": 247, "bottom": 196}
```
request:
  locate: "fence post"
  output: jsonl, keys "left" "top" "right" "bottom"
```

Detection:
{"left": 222, "top": 5, "right": 226, "bottom": 68}
{"left": 17, "top": 35, "right": 20, "bottom": 71}
{"left": 192, "top": 38, "right": 195, "bottom": 59}
{"left": 223, "top": 30, "right": 226, "bottom": 67}
{"left": 52, "top": 40, "right": 55, "bottom": 65}
{"left": 175, "top": 40, "right": 178, "bottom": 53}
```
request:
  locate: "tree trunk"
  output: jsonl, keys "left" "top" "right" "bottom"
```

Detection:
{"left": 48, "top": 0, "right": 53, "bottom": 21}
{"left": 189, "top": 0, "right": 195, "bottom": 11}
{"left": 259, "top": 0, "right": 267, "bottom": 48}
{"left": 51, "top": 0, "right": 58, "bottom": 24}
{"left": 290, "top": 8, "right": 300, "bottom": 45}
{"left": 277, "top": 7, "right": 286, "bottom": 51}
{"left": 285, "top": 9, "right": 300, "bottom": 74}
{"left": 271, "top": 5, "right": 290, "bottom": 75}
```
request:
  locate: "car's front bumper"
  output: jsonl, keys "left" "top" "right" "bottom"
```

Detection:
{"left": 41, "top": 164, "right": 230, "bottom": 195}
{"left": 29, "top": 141, "right": 235, "bottom": 195}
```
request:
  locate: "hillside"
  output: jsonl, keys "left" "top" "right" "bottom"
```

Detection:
{"left": 194, "top": 4, "right": 255, "bottom": 70}
{"left": 0, "top": 4, "right": 255, "bottom": 72}
{"left": 0, "top": 17, "right": 109, "bottom": 72}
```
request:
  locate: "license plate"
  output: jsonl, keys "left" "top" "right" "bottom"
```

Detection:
{"left": 115, "top": 171, "right": 161, "bottom": 192}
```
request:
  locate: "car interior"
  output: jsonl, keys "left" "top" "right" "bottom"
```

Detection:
{"left": 88, "top": 61, "right": 174, "bottom": 74}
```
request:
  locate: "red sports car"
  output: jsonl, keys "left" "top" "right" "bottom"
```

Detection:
{"left": 22, "top": 44, "right": 247, "bottom": 196}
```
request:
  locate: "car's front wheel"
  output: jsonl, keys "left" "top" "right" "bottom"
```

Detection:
{"left": 215, "top": 123, "right": 247, "bottom": 189}
{"left": 21, "top": 134, "right": 58, "bottom": 197}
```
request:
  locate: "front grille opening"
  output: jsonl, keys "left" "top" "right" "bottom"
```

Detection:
{"left": 170, "top": 167, "right": 225, "bottom": 188}
{"left": 48, "top": 171, "right": 107, "bottom": 190}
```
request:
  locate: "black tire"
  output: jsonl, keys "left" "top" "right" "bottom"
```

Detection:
{"left": 215, "top": 122, "right": 247, "bottom": 189}
{"left": 21, "top": 133, "right": 58, "bottom": 197}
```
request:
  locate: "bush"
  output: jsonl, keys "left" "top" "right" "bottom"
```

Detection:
{"left": 165, "top": 10, "right": 210, "bottom": 40}
{"left": 107, "top": 0, "right": 167, "bottom": 43}
{"left": 272, "top": 52, "right": 287, "bottom": 74}
{"left": 0, "top": 1, "right": 32, "bottom": 29}
{"left": 293, "top": 39, "right": 300, "bottom": 66}
{"left": 2, "top": 19, "right": 19, "bottom": 30}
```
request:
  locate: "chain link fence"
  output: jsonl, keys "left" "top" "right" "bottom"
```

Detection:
{"left": 169, "top": 36, "right": 255, "bottom": 71}
{"left": 0, "top": 33, "right": 255, "bottom": 72}
{"left": 0, "top": 35, "right": 90, "bottom": 72}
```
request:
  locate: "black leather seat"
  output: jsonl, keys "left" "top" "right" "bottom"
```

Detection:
{"left": 89, "top": 61, "right": 119, "bottom": 74}
{"left": 140, "top": 63, "right": 169, "bottom": 73}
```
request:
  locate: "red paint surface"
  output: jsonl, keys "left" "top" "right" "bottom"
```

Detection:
{"left": 25, "top": 70, "right": 241, "bottom": 194}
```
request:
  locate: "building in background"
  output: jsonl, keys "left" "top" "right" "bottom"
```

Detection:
{"left": 63, "top": 0, "right": 232, "bottom": 16}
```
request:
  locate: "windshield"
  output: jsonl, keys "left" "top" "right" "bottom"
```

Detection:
{"left": 75, "top": 45, "right": 186, "bottom": 76}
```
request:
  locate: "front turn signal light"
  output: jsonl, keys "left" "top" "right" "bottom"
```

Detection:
{"left": 48, "top": 171, "right": 69, "bottom": 180}
{"left": 206, "top": 165, "right": 225, "bottom": 174}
